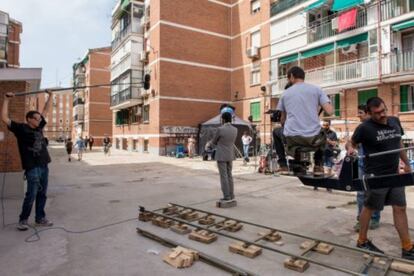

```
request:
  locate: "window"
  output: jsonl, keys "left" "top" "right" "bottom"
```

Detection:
{"left": 270, "top": 59, "right": 278, "bottom": 81}
{"left": 329, "top": 94, "right": 341, "bottom": 117}
{"left": 251, "top": 30, "right": 261, "bottom": 48}
{"left": 250, "top": 102, "right": 261, "bottom": 122}
{"left": 143, "top": 139, "right": 149, "bottom": 152}
{"left": 251, "top": 0, "right": 260, "bottom": 14}
{"left": 130, "top": 106, "right": 139, "bottom": 123}
{"left": 369, "top": 29, "right": 378, "bottom": 54}
{"left": 250, "top": 65, "right": 261, "bottom": 86}
{"left": 142, "top": 105, "right": 150, "bottom": 123}
{"left": 358, "top": 88, "right": 377, "bottom": 105}
{"left": 400, "top": 85, "right": 414, "bottom": 112}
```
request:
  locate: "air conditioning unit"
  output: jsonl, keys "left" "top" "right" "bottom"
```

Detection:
{"left": 246, "top": 47, "right": 259, "bottom": 58}
{"left": 140, "top": 51, "right": 148, "bottom": 62}
{"left": 341, "top": 44, "right": 358, "bottom": 55}
{"left": 331, "top": 17, "right": 338, "bottom": 30}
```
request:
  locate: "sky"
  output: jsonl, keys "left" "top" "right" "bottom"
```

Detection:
{"left": 0, "top": 0, "right": 115, "bottom": 88}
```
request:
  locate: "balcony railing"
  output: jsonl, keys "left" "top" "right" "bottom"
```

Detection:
{"left": 270, "top": 0, "right": 307, "bottom": 17}
{"left": 273, "top": 51, "right": 414, "bottom": 95}
{"left": 111, "top": 22, "right": 142, "bottom": 50}
{"left": 110, "top": 86, "right": 141, "bottom": 107}
{"left": 307, "top": 9, "right": 367, "bottom": 43}
{"left": 111, "top": 53, "right": 142, "bottom": 81}
{"left": 73, "top": 114, "right": 84, "bottom": 122}
{"left": 73, "top": 98, "right": 85, "bottom": 107}
{"left": 381, "top": 0, "right": 413, "bottom": 21}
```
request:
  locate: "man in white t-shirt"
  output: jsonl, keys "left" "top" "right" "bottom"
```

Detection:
{"left": 241, "top": 131, "right": 252, "bottom": 163}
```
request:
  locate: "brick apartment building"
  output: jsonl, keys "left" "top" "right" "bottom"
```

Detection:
{"left": 72, "top": 47, "right": 112, "bottom": 146}
{"left": 0, "top": 10, "right": 22, "bottom": 68}
{"left": 268, "top": 0, "right": 414, "bottom": 137}
{"left": 27, "top": 89, "right": 73, "bottom": 141}
{"left": 109, "top": 0, "right": 414, "bottom": 155}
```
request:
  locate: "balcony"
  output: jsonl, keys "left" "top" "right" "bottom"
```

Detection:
{"left": 307, "top": 9, "right": 367, "bottom": 44}
{"left": 73, "top": 98, "right": 85, "bottom": 107}
{"left": 272, "top": 50, "right": 414, "bottom": 96}
{"left": 111, "top": 53, "right": 143, "bottom": 81}
{"left": 381, "top": 0, "right": 414, "bottom": 21}
{"left": 270, "top": 0, "right": 307, "bottom": 17}
{"left": 110, "top": 86, "right": 143, "bottom": 110}
{"left": 111, "top": 23, "right": 142, "bottom": 50}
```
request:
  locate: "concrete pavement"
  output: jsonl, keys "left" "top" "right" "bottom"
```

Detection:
{"left": 1, "top": 144, "right": 414, "bottom": 275}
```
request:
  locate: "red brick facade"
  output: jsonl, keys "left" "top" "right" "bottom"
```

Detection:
{"left": 7, "top": 20, "right": 22, "bottom": 68}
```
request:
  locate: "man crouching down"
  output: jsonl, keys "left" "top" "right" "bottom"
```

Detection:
{"left": 276, "top": 66, "right": 333, "bottom": 176}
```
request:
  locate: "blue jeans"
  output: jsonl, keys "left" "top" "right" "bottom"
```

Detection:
{"left": 243, "top": 145, "right": 249, "bottom": 159}
{"left": 20, "top": 166, "right": 49, "bottom": 222}
{"left": 356, "top": 191, "right": 381, "bottom": 222}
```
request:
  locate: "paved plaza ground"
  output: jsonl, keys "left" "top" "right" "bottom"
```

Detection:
{"left": 1, "top": 144, "right": 414, "bottom": 275}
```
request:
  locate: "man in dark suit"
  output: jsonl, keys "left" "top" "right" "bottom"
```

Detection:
{"left": 211, "top": 112, "right": 238, "bottom": 202}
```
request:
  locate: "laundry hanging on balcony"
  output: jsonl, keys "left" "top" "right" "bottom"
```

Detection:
{"left": 332, "top": 0, "right": 364, "bottom": 12}
{"left": 338, "top": 8, "right": 357, "bottom": 32}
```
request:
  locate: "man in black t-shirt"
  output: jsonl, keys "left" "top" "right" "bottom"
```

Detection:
{"left": 1, "top": 91, "right": 53, "bottom": 231}
{"left": 349, "top": 97, "right": 414, "bottom": 260}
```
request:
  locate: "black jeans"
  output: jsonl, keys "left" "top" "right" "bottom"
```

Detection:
{"left": 273, "top": 127, "right": 287, "bottom": 167}
{"left": 20, "top": 165, "right": 49, "bottom": 222}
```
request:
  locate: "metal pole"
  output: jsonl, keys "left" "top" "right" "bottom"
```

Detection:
{"left": 10, "top": 82, "right": 144, "bottom": 97}
{"left": 362, "top": 146, "right": 414, "bottom": 158}
{"left": 142, "top": 207, "right": 362, "bottom": 275}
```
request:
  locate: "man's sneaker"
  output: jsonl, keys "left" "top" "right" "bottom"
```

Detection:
{"left": 16, "top": 220, "right": 29, "bottom": 231}
{"left": 313, "top": 166, "right": 324, "bottom": 176}
{"left": 369, "top": 220, "right": 380, "bottom": 230}
{"left": 402, "top": 245, "right": 414, "bottom": 260}
{"left": 357, "top": 240, "right": 384, "bottom": 254}
{"left": 35, "top": 218, "right": 53, "bottom": 227}
{"left": 353, "top": 221, "right": 360, "bottom": 232}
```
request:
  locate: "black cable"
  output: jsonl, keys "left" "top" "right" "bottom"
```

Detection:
{"left": 23, "top": 218, "right": 137, "bottom": 243}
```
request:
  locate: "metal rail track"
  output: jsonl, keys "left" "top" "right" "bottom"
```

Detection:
{"left": 138, "top": 203, "right": 414, "bottom": 275}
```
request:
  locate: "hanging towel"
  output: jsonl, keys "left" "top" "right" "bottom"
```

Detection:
{"left": 338, "top": 8, "right": 357, "bottom": 32}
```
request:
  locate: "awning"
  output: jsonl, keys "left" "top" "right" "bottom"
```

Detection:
{"left": 332, "top": 0, "right": 364, "bottom": 12}
{"left": 279, "top": 53, "right": 299, "bottom": 65}
{"left": 304, "top": 0, "right": 327, "bottom": 12}
{"left": 121, "top": 0, "right": 131, "bottom": 10}
{"left": 337, "top": 32, "right": 368, "bottom": 48}
{"left": 392, "top": 18, "right": 414, "bottom": 32}
{"left": 301, "top": 43, "right": 335, "bottom": 59}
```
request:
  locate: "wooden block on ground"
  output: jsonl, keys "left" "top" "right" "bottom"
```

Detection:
{"left": 188, "top": 230, "right": 217, "bottom": 244}
{"left": 179, "top": 209, "right": 199, "bottom": 220}
{"left": 315, "top": 243, "right": 334, "bottom": 255}
{"left": 162, "top": 205, "right": 179, "bottom": 215}
{"left": 199, "top": 216, "right": 215, "bottom": 225}
{"left": 229, "top": 241, "right": 262, "bottom": 258}
{"left": 215, "top": 220, "right": 243, "bottom": 232}
{"left": 284, "top": 258, "right": 309, "bottom": 273}
{"left": 258, "top": 231, "right": 281, "bottom": 242}
{"left": 390, "top": 261, "right": 414, "bottom": 274}
{"left": 170, "top": 224, "right": 191, "bottom": 235}
{"left": 151, "top": 216, "right": 174, "bottom": 228}
{"left": 138, "top": 212, "right": 153, "bottom": 222}
{"left": 163, "top": 246, "right": 199, "bottom": 269}
{"left": 300, "top": 240, "right": 316, "bottom": 250}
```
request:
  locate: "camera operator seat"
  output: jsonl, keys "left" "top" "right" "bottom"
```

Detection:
{"left": 288, "top": 146, "right": 316, "bottom": 175}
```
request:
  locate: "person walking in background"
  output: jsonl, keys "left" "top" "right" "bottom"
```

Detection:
{"left": 84, "top": 136, "right": 89, "bottom": 151}
{"left": 65, "top": 138, "right": 73, "bottom": 162}
{"left": 241, "top": 131, "right": 252, "bottom": 164}
{"left": 187, "top": 136, "right": 196, "bottom": 158}
{"left": 89, "top": 136, "right": 94, "bottom": 151}
{"left": 103, "top": 135, "right": 111, "bottom": 156}
{"left": 75, "top": 136, "right": 86, "bottom": 161}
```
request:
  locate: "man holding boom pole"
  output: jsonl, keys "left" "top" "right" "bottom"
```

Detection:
{"left": 1, "top": 90, "right": 53, "bottom": 231}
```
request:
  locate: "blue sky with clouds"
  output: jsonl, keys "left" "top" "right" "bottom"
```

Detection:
{"left": 0, "top": 0, "right": 115, "bottom": 88}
